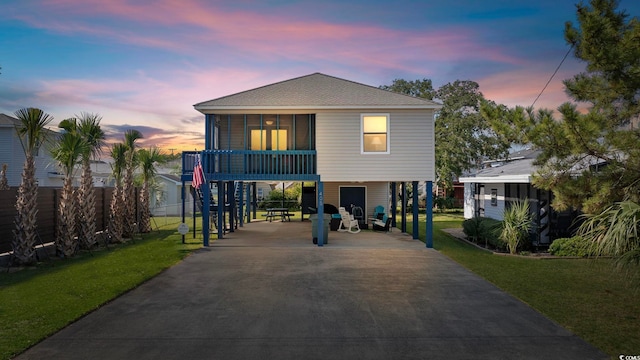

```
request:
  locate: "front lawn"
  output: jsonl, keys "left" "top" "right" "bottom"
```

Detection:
{"left": 409, "top": 213, "right": 640, "bottom": 357}
{"left": 0, "top": 222, "right": 202, "bottom": 360}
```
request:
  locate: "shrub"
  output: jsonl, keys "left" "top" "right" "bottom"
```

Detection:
{"left": 500, "top": 200, "right": 533, "bottom": 254}
{"left": 479, "top": 218, "right": 504, "bottom": 250}
{"left": 462, "top": 217, "right": 482, "bottom": 240}
{"left": 549, "top": 236, "right": 593, "bottom": 257}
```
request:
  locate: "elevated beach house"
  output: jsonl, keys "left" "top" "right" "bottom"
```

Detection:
{"left": 181, "top": 73, "right": 441, "bottom": 246}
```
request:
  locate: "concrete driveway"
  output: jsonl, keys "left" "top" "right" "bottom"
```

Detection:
{"left": 16, "top": 220, "right": 606, "bottom": 359}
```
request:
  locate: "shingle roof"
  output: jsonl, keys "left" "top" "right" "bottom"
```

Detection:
{"left": 194, "top": 73, "right": 441, "bottom": 112}
{"left": 0, "top": 113, "right": 19, "bottom": 126}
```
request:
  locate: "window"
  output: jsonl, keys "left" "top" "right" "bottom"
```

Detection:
{"left": 491, "top": 189, "right": 498, "bottom": 206}
{"left": 361, "top": 114, "right": 389, "bottom": 153}
{"left": 250, "top": 129, "right": 288, "bottom": 150}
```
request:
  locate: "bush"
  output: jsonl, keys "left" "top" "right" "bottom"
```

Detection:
{"left": 462, "top": 217, "right": 505, "bottom": 250}
{"left": 500, "top": 200, "right": 533, "bottom": 254}
{"left": 549, "top": 236, "right": 593, "bottom": 257}
{"left": 479, "top": 218, "right": 504, "bottom": 250}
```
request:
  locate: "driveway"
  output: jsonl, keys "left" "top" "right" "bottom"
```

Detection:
{"left": 16, "top": 221, "right": 606, "bottom": 359}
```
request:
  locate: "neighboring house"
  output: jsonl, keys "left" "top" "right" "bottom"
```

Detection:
{"left": 459, "top": 148, "right": 578, "bottom": 247}
{"left": 153, "top": 174, "right": 193, "bottom": 216}
{"left": 0, "top": 113, "right": 63, "bottom": 187}
{"left": 181, "top": 72, "right": 441, "bottom": 245}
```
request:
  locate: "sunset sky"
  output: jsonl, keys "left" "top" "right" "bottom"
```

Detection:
{"left": 1, "top": 0, "right": 639, "bottom": 155}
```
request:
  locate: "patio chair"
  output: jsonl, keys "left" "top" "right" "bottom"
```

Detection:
{"left": 373, "top": 217, "right": 392, "bottom": 232}
{"left": 338, "top": 207, "right": 360, "bottom": 234}
{"left": 372, "top": 205, "right": 386, "bottom": 220}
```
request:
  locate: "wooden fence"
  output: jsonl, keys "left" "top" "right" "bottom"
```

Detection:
{"left": 0, "top": 187, "right": 139, "bottom": 254}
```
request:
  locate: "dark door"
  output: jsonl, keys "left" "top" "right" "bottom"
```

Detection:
{"left": 339, "top": 186, "right": 366, "bottom": 217}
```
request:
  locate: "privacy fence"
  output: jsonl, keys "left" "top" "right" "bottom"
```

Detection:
{"left": 0, "top": 187, "right": 138, "bottom": 254}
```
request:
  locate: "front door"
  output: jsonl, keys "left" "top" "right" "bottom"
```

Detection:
{"left": 339, "top": 186, "right": 366, "bottom": 220}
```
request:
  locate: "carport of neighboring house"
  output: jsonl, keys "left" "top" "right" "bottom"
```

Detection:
{"left": 179, "top": 73, "right": 441, "bottom": 247}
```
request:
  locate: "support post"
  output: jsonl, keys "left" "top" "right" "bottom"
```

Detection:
{"left": 227, "top": 181, "right": 235, "bottom": 232}
{"left": 217, "top": 181, "right": 224, "bottom": 239}
{"left": 317, "top": 180, "right": 324, "bottom": 247}
{"left": 401, "top": 182, "right": 407, "bottom": 233}
{"left": 246, "top": 182, "right": 251, "bottom": 223}
{"left": 412, "top": 181, "right": 419, "bottom": 240}
{"left": 181, "top": 180, "right": 185, "bottom": 244}
{"left": 252, "top": 182, "right": 257, "bottom": 219}
{"left": 391, "top": 182, "right": 397, "bottom": 228}
{"left": 426, "top": 181, "right": 433, "bottom": 248}
{"left": 202, "top": 181, "right": 210, "bottom": 246}
{"left": 239, "top": 181, "right": 244, "bottom": 227}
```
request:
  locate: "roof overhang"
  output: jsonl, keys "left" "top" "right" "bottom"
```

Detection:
{"left": 459, "top": 174, "right": 532, "bottom": 184}
{"left": 194, "top": 104, "right": 442, "bottom": 114}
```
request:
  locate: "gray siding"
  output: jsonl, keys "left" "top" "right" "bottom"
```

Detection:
{"left": 316, "top": 110, "right": 434, "bottom": 182}
{"left": 483, "top": 183, "right": 505, "bottom": 220}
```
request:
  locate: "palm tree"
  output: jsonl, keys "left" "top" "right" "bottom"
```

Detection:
{"left": 74, "top": 113, "right": 105, "bottom": 249}
{"left": 137, "top": 147, "right": 163, "bottom": 233}
{"left": 51, "top": 125, "right": 86, "bottom": 257}
{"left": 579, "top": 201, "right": 640, "bottom": 268}
{"left": 12, "top": 108, "right": 53, "bottom": 265}
{"left": 0, "top": 163, "right": 9, "bottom": 190}
{"left": 107, "top": 143, "right": 126, "bottom": 243}
{"left": 122, "top": 129, "right": 142, "bottom": 239}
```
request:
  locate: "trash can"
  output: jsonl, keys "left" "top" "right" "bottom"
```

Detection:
{"left": 310, "top": 213, "right": 331, "bottom": 244}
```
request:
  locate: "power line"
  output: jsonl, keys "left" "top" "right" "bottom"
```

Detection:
{"left": 531, "top": 43, "right": 575, "bottom": 108}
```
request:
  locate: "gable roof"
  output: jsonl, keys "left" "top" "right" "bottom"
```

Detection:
{"left": 194, "top": 73, "right": 442, "bottom": 112}
{"left": 459, "top": 149, "right": 540, "bottom": 184}
{"left": 0, "top": 113, "right": 19, "bottom": 127}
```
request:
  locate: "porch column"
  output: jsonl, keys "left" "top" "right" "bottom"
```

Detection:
{"left": 217, "top": 180, "right": 224, "bottom": 239}
{"left": 203, "top": 181, "right": 210, "bottom": 246}
{"left": 426, "top": 181, "right": 433, "bottom": 248}
{"left": 391, "top": 182, "right": 397, "bottom": 228}
{"left": 412, "top": 181, "right": 419, "bottom": 240}
{"left": 245, "top": 182, "right": 251, "bottom": 223}
{"left": 227, "top": 181, "right": 235, "bottom": 233}
{"left": 317, "top": 180, "right": 325, "bottom": 247}
{"left": 401, "top": 182, "right": 407, "bottom": 233}
{"left": 239, "top": 181, "right": 244, "bottom": 227}
{"left": 181, "top": 180, "right": 185, "bottom": 244}
{"left": 252, "top": 182, "right": 257, "bottom": 219}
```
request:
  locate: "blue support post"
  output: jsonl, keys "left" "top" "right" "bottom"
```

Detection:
{"left": 426, "top": 181, "right": 433, "bottom": 248}
{"left": 239, "top": 181, "right": 244, "bottom": 227}
{"left": 245, "top": 182, "right": 251, "bottom": 223}
{"left": 227, "top": 181, "right": 234, "bottom": 233}
{"left": 401, "top": 182, "right": 407, "bottom": 233}
{"left": 217, "top": 181, "right": 224, "bottom": 239}
{"left": 317, "top": 180, "right": 324, "bottom": 247}
{"left": 202, "top": 181, "right": 210, "bottom": 247}
{"left": 181, "top": 180, "right": 185, "bottom": 244}
{"left": 252, "top": 182, "right": 257, "bottom": 219}
{"left": 391, "top": 182, "right": 397, "bottom": 228}
{"left": 412, "top": 181, "right": 419, "bottom": 240}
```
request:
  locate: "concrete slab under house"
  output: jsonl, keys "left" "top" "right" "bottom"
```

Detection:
{"left": 180, "top": 73, "right": 441, "bottom": 247}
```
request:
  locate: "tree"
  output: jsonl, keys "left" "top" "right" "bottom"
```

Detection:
{"left": 75, "top": 113, "right": 105, "bottom": 249}
{"left": 137, "top": 146, "right": 163, "bottom": 233}
{"left": 122, "top": 129, "right": 143, "bottom": 238}
{"left": 51, "top": 124, "right": 86, "bottom": 257}
{"left": 483, "top": 0, "right": 640, "bottom": 214}
{"left": 107, "top": 143, "right": 126, "bottom": 243}
{"left": 435, "top": 81, "right": 510, "bottom": 189}
{"left": 12, "top": 108, "right": 53, "bottom": 265}
{"left": 381, "top": 79, "right": 510, "bottom": 190}
{"left": 0, "top": 164, "right": 9, "bottom": 190}
{"left": 380, "top": 78, "right": 436, "bottom": 99}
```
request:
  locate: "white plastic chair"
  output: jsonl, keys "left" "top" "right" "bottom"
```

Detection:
{"left": 338, "top": 207, "right": 361, "bottom": 234}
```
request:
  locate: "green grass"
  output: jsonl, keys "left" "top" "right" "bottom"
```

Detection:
{"left": 406, "top": 213, "right": 640, "bottom": 357}
{"left": 0, "top": 221, "right": 202, "bottom": 360}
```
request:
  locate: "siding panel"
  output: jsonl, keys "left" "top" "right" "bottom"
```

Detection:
{"left": 317, "top": 110, "right": 434, "bottom": 182}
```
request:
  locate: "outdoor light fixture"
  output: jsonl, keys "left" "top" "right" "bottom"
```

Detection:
{"left": 265, "top": 120, "right": 274, "bottom": 125}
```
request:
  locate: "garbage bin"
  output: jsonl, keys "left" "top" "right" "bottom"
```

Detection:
{"left": 310, "top": 213, "right": 331, "bottom": 244}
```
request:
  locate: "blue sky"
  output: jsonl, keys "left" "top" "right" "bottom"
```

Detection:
{"left": 1, "top": 0, "right": 639, "bottom": 153}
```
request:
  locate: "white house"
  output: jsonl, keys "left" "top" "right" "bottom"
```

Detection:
{"left": 0, "top": 113, "right": 63, "bottom": 187}
{"left": 182, "top": 73, "right": 441, "bottom": 246}
{"left": 459, "top": 148, "right": 578, "bottom": 247}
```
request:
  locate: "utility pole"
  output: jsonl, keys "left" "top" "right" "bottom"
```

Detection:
{"left": 169, "top": 148, "right": 176, "bottom": 156}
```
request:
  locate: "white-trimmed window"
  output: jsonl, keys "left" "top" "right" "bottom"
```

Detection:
{"left": 361, "top": 114, "right": 389, "bottom": 154}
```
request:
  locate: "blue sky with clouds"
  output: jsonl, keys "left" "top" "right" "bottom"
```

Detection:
{"left": 1, "top": 0, "right": 639, "bottom": 152}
